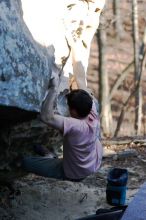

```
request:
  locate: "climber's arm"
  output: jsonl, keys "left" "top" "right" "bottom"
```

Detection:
{"left": 71, "top": 44, "right": 94, "bottom": 98}
{"left": 40, "top": 74, "right": 64, "bottom": 132}
{"left": 71, "top": 42, "right": 88, "bottom": 91}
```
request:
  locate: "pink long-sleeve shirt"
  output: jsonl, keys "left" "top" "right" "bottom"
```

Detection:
{"left": 63, "top": 101, "right": 103, "bottom": 179}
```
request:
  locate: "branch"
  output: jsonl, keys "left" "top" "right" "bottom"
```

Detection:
{"left": 114, "top": 50, "right": 146, "bottom": 137}
{"left": 109, "top": 60, "right": 134, "bottom": 101}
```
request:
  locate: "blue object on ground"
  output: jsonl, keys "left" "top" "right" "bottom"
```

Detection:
{"left": 106, "top": 168, "right": 128, "bottom": 206}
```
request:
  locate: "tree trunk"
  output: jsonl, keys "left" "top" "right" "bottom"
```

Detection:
{"left": 138, "top": 27, "right": 146, "bottom": 134}
{"left": 113, "top": 0, "right": 124, "bottom": 40}
{"left": 114, "top": 28, "right": 146, "bottom": 137}
{"left": 97, "top": 15, "right": 113, "bottom": 136}
{"left": 132, "top": 0, "right": 142, "bottom": 135}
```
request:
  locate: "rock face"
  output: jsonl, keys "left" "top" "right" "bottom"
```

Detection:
{"left": 0, "top": 0, "right": 55, "bottom": 113}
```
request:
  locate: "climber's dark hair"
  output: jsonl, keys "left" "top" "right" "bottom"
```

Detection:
{"left": 66, "top": 89, "right": 92, "bottom": 118}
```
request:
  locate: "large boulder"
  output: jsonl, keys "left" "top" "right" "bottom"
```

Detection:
{"left": 0, "top": 0, "right": 56, "bottom": 113}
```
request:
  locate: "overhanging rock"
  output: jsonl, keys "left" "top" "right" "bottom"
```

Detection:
{"left": 0, "top": 0, "right": 56, "bottom": 113}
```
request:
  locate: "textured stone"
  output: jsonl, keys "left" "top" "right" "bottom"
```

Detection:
{"left": 0, "top": 0, "right": 55, "bottom": 112}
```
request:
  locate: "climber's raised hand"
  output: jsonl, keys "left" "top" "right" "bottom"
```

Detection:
{"left": 48, "top": 64, "right": 61, "bottom": 89}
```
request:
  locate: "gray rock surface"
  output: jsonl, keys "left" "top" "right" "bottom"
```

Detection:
{"left": 0, "top": 0, "right": 56, "bottom": 112}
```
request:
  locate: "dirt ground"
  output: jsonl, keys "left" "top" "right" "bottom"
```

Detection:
{"left": 0, "top": 139, "right": 146, "bottom": 220}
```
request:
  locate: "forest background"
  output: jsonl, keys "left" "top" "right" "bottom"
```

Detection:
{"left": 87, "top": 0, "right": 146, "bottom": 138}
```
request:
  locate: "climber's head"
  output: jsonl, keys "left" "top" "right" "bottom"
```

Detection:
{"left": 66, "top": 89, "right": 92, "bottom": 119}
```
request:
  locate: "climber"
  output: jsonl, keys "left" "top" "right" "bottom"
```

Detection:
{"left": 21, "top": 82, "right": 102, "bottom": 181}
{"left": 21, "top": 45, "right": 103, "bottom": 181}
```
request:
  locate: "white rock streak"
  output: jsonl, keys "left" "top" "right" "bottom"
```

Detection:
{"left": 22, "top": 0, "right": 105, "bottom": 79}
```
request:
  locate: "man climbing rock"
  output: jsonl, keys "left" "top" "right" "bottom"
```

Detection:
{"left": 22, "top": 77, "right": 102, "bottom": 181}
{"left": 22, "top": 41, "right": 103, "bottom": 181}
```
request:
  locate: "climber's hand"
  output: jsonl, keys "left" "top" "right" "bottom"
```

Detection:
{"left": 49, "top": 75, "right": 59, "bottom": 89}
{"left": 48, "top": 65, "right": 60, "bottom": 89}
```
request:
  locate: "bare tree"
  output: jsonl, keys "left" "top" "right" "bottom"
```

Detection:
{"left": 114, "top": 27, "right": 146, "bottom": 137}
{"left": 97, "top": 15, "right": 113, "bottom": 136}
{"left": 109, "top": 61, "right": 134, "bottom": 102}
{"left": 113, "top": 0, "right": 124, "bottom": 40}
{"left": 132, "top": 0, "right": 142, "bottom": 135}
